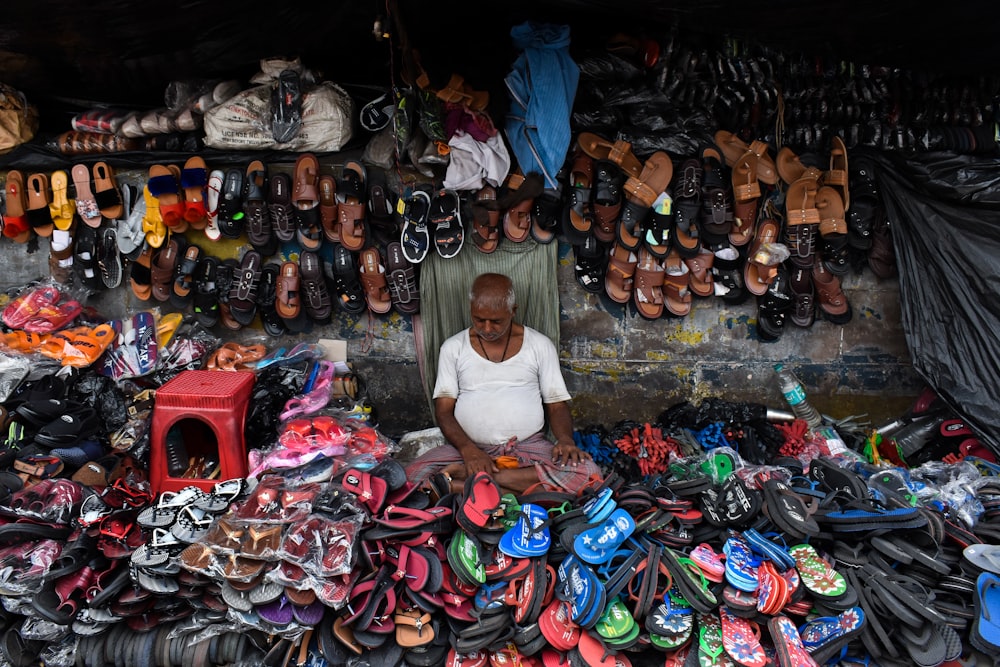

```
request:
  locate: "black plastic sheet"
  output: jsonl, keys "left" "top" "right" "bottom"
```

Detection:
{"left": 874, "top": 148, "right": 1000, "bottom": 454}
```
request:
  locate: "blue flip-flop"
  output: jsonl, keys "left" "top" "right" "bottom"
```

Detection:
{"left": 498, "top": 503, "right": 550, "bottom": 558}
{"left": 581, "top": 487, "right": 613, "bottom": 521}
{"left": 973, "top": 572, "right": 1000, "bottom": 652}
{"left": 573, "top": 508, "right": 636, "bottom": 565}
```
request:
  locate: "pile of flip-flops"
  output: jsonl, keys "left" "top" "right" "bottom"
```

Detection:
{"left": 318, "top": 448, "right": 1000, "bottom": 667}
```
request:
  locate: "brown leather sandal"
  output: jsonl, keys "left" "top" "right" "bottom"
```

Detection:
{"left": 813, "top": 262, "right": 852, "bottom": 325}
{"left": 469, "top": 185, "right": 500, "bottom": 253}
{"left": 776, "top": 147, "right": 823, "bottom": 186}
{"left": 577, "top": 132, "right": 642, "bottom": 178}
{"left": 744, "top": 219, "right": 781, "bottom": 296}
{"left": 564, "top": 151, "right": 594, "bottom": 243}
{"left": 150, "top": 235, "right": 185, "bottom": 303}
{"left": 500, "top": 171, "right": 542, "bottom": 243}
{"left": 359, "top": 248, "right": 391, "bottom": 314}
{"left": 604, "top": 243, "right": 637, "bottom": 304}
{"left": 276, "top": 261, "right": 302, "bottom": 321}
{"left": 684, "top": 249, "right": 715, "bottom": 298}
{"left": 730, "top": 151, "right": 761, "bottom": 246}
{"left": 618, "top": 151, "right": 673, "bottom": 250}
{"left": 826, "top": 136, "right": 850, "bottom": 209}
{"left": 633, "top": 248, "right": 665, "bottom": 320}
{"left": 663, "top": 249, "right": 692, "bottom": 317}
{"left": 320, "top": 175, "right": 340, "bottom": 243}
{"left": 714, "top": 131, "right": 778, "bottom": 185}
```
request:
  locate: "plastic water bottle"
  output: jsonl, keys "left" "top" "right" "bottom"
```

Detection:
{"left": 773, "top": 363, "right": 823, "bottom": 429}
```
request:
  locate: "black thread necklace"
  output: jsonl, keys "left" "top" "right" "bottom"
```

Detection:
{"left": 477, "top": 330, "right": 511, "bottom": 363}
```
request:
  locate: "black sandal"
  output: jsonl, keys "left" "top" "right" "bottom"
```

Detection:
{"left": 573, "top": 233, "right": 608, "bottom": 294}
{"left": 756, "top": 264, "right": 792, "bottom": 342}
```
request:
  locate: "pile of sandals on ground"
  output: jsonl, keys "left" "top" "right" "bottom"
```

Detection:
{"left": 0, "top": 325, "right": 999, "bottom": 667}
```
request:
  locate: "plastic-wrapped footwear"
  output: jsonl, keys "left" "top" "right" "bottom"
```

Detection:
{"left": 271, "top": 69, "right": 302, "bottom": 144}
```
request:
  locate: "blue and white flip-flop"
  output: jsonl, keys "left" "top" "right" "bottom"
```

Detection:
{"left": 574, "top": 508, "right": 636, "bottom": 565}
{"left": 498, "top": 503, "right": 550, "bottom": 558}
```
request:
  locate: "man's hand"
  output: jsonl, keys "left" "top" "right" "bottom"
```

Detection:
{"left": 552, "top": 440, "right": 591, "bottom": 467}
{"left": 460, "top": 446, "right": 498, "bottom": 477}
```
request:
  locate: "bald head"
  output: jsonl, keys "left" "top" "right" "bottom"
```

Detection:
{"left": 470, "top": 273, "right": 516, "bottom": 313}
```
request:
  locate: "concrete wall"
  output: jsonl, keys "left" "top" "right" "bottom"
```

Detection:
{"left": 0, "top": 168, "right": 921, "bottom": 441}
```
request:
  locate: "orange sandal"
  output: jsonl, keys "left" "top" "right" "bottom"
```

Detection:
{"left": 65, "top": 323, "right": 116, "bottom": 368}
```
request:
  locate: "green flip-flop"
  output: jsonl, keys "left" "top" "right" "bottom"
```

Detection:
{"left": 594, "top": 596, "right": 635, "bottom": 640}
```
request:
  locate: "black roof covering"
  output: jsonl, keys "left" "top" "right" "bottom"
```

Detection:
{"left": 2, "top": 0, "right": 998, "bottom": 115}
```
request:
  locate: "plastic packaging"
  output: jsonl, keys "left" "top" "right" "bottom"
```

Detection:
{"left": 773, "top": 363, "right": 823, "bottom": 429}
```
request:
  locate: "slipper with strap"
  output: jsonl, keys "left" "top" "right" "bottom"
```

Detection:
{"left": 49, "top": 170, "right": 75, "bottom": 231}
{"left": 972, "top": 572, "right": 1000, "bottom": 653}
{"left": 180, "top": 156, "right": 208, "bottom": 228}
{"left": 26, "top": 172, "right": 54, "bottom": 237}
{"left": 141, "top": 184, "right": 166, "bottom": 249}
{"left": 147, "top": 164, "right": 185, "bottom": 230}
{"left": 319, "top": 174, "right": 339, "bottom": 242}
{"left": 337, "top": 160, "right": 368, "bottom": 251}
{"left": 129, "top": 245, "right": 154, "bottom": 301}
{"left": 72, "top": 164, "right": 102, "bottom": 227}
{"left": 470, "top": 184, "right": 501, "bottom": 253}
{"left": 400, "top": 187, "right": 432, "bottom": 263}
{"left": 618, "top": 151, "right": 673, "bottom": 251}
{"left": 4, "top": 170, "right": 31, "bottom": 243}
{"left": 204, "top": 168, "right": 224, "bottom": 241}
{"left": 359, "top": 247, "right": 392, "bottom": 315}
{"left": 116, "top": 185, "right": 146, "bottom": 259}
{"left": 92, "top": 161, "right": 123, "bottom": 220}
{"left": 428, "top": 189, "right": 465, "bottom": 259}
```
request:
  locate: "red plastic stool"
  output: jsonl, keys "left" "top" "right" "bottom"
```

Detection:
{"left": 150, "top": 370, "right": 256, "bottom": 495}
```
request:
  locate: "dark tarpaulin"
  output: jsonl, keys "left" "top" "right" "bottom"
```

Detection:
{"left": 874, "top": 148, "right": 1000, "bottom": 453}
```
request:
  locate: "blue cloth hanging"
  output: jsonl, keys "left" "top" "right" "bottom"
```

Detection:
{"left": 504, "top": 22, "right": 579, "bottom": 189}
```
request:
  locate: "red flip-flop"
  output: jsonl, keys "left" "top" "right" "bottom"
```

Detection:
{"left": 340, "top": 468, "right": 388, "bottom": 515}
{"left": 719, "top": 607, "right": 767, "bottom": 667}
{"left": 458, "top": 472, "right": 502, "bottom": 532}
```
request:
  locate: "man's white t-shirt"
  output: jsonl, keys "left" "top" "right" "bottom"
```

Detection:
{"left": 433, "top": 326, "right": 571, "bottom": 446}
